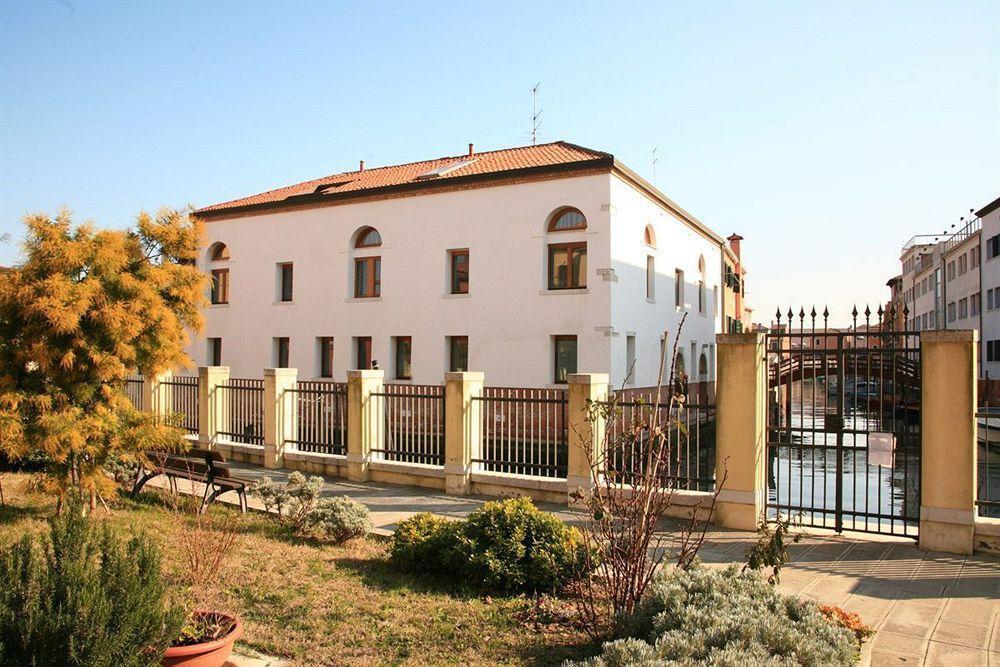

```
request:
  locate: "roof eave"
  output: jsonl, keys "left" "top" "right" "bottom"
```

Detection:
{"left": 194, "top": 156, "right": 615, "bottom": 219}
{"left": 976, "top": 196, "right": 1000, "bottom": 219}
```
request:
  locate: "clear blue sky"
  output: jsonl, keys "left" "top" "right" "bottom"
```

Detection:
{"left": 2, "top": 1, "right": 998, "bottom": 324}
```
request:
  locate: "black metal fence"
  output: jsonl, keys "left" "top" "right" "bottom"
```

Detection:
{"left": 473, "top": 387, "right": 568, "bottom": 478}
{"left": 371, "top": 384, "right": 445, "bottom": 465}
{"left": 217, "top": 378, "right": 264, "bottom": 446}
{"left": 766, "top": 306, "right": 921, "bottom": 538}
{"left": 286, "top": 381, "right": 348, "bottom": 456}
{"left": 976, "top": 409, "right": 1000, "bottom": 519}
{"left": 603, "top": 389, "right": 716, "bottom": 492}
{"left": 125, "top": 375, "right": 144, "bottom": 410}
{"left": 161, "top": 375, "right": 199, "bottom": 434}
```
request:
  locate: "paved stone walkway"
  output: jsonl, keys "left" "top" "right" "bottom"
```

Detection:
{"left": 152, "top": 462, "right": 1000, "bottom": 666}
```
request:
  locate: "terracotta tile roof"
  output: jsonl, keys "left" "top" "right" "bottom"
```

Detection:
{"left": 196, "top": 141, "right": 612, "bottom": 216}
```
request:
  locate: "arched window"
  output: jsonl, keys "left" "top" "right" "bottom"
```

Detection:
{"left": 675, "top": 352, "right": 686, "bottom": 377}
{"left": 547, "top": 207, "right": 587, "bottom": 232}
{"left": 207, "top": 242, "right": 230, "bottom": 304}
{"left": 352, "top": 227, "right": 382, "bottom": 298}
{"left": 209, "top": 242, "right": 230, "bottom": 261}
{"left": 547, "top": 208, "right": 587, "bottom": 289}
{"left": 698, "top": 255, "right": 707, "bottom": 314}
{"left": 355, "top": 226, "right": 382, "bottom": 248}
{"left": 699, "top": 352, "right": 708, "bottom": 378}
{"left": 644, "top": 224, "right": 656, "bottom": 248}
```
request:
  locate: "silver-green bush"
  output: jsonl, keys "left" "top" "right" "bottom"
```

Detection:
{"left": 569, "top": 565, "right": 856, "bottom": 667}
{"left": 305, "top": 496, "right": 372, "bottom": 543}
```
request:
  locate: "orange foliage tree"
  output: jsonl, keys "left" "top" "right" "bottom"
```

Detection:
{"left": 0, "top": 208, "right": 206, "bottom": 503}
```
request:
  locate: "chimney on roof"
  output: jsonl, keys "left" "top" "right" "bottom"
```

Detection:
{"left": 727, "top": 233, "right": 744, "bottom": 260}
{"left": 359, "top": 160, "right": 365, "bottom": 173}
{"left": 468, "top": 143, "right": 474, "bottom": 157}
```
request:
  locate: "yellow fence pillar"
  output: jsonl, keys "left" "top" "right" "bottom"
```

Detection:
{"left": 566, "top": 373, "right": 609, "bottom": 506}
{"left": 347, "top": 369, "right": 384, "bottom": 482}
{"left": 920, "top": 330, "right": 977, "bottom": 555}
{"left": 198, "top": 366, "right": 230, "bottom": 447}
{"left": 444, "top": 371, "right": 484, "bottom": 495}
{"left": 264, "top": 367, "right": 298, "bottom": 469}
{"left": 141, "top": 370, "right": 173, "bottom": 418}
{"left": 714, "top": 332, "right": 767, "bottom": 530}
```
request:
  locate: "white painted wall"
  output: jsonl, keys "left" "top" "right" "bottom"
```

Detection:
{"left": 190, "top": 174, "right": 613, "bottom": 386}
{"left": 942, "top": 233, "right": 981, "bottom": 334}
{"left": 607, "top": 175, "right": 722, "bottom": 388}
{"left": 188, "top": 172, "right": 729, "bottom": 388}
{"left": 982, "top": 208, "right": 1000, "bottom": 379}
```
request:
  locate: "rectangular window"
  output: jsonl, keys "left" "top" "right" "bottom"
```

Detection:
{"left": 972, "top": 247, "right": 980, "bottom": 268}
{"left": 947, "top": 302, "right": 955, "bottom": 322}
{"left": 275, "top": 337, "right": 290, "bottom": 368}
{"left": 990, "top": 289, "right": 996, "bottom": 311}
{"left": 553, "top": 335, "right": 577, "bottom": 384}
{"left": 354, "top": 257, "right": 381, "bottom": 298}
{"left": 394, "top": 336, "right": 412, "bottom": 380}
{"left": 318, "top": 337, "right": 334, "bottom": 378}
{"left": 972, "top": 292, "right": 981, "bottom": 316}
{"left": 646, "top": 256, "right": 655, "bottom": 300}
{"left": 279, "top": 263, "right": 293, "bottom": 301}
{"left": 947, "top": 261, "right": 955, "bottom": 281}
{"left": 208, "top": 337, "right": 222, "bottom": 366}
{"left": 675, "top": 269, "right": 684, "bottom": 308}
{"left": 547, "top": 242, "right": 587, "bottom": 289}
{"left": 210, "top": 268, "right": 229, "bottom": 304}
{"left": 625, "top": 335, "right": 636, "bottom": 385}
{"left": 990, "top": 235, "right": 1000, "bottom": 259}
{"left": 355, "top": 336, "right": 372, "bottom": 370}
{"left": 449, "top": 249, "right": 469, "bottom": 294}
{"left": 448, "top": 336, "right": 468, "bottom": 372}
{"left": 959, "top": 298, "right": 968, "bottom": 319}
{"left": 959, "top": 255, "right": 967, "bottom": 275}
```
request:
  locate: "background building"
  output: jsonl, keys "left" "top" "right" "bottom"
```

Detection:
{"left": 893, "top": 195, "right": 1000, "bottom": 379}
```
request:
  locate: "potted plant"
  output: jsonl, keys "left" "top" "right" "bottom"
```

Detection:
{"left": 162, "top": 611, "right": 243, "bottom": 667}
{"left": 160, "top": 471, "right": 243, "bottom": 667}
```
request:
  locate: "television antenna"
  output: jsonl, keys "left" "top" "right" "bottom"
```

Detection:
{"left": 531, "top": 83, "right": 542, "bottom": 145}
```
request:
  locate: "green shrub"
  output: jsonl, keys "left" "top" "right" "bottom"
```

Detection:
{"left": 0, "top": 497, "right": 184, "bottom": 666}
{"left": 390, "top": 512, "right": 462, "bottom": 574}
{"left": 390, "top": 497, "right": 590, "bottom": 593}
{"left": 570, "top": 565, "right": 857, "bottom": 667}
{"left": 459, "top": 497, "right": 589, "bottom": 593}
{"left": 305, "top": 496, "right": 371, "bottom": 543}
{"left": 250, "top": 472, "right": 323, "bottom": 534}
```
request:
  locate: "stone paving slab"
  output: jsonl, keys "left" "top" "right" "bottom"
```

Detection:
{"left": 147, "top": 460, "right": 1000, "bottom": 666}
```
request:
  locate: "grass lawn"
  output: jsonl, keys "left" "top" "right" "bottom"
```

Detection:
{"left": 0, "top": 474, "right": 593, "bottom": 666}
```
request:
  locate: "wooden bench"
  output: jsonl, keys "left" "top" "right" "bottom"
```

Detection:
{"left": 132, "top": 448, "right": 252, "bottom": 513}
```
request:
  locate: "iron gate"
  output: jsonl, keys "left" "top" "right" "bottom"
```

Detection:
{"left": 765, "top": 306, "right": 921, "bottom": 538}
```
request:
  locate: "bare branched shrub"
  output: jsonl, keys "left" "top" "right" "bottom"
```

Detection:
{"left": 570, "top": 315, "right": 728, "bottom": 637}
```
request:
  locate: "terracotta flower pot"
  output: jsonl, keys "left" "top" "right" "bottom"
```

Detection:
{"left": 162, "top": 612, "right": 243, "bottom": 667}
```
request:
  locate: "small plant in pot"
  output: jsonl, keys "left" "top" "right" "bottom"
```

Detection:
{"left": 160, "top": 467, "right": 243, "bottom": 667}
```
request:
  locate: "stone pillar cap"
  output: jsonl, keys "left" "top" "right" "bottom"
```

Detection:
{"left": 347, "top": 369, "right": 384, "bottom": 379}
{"left": 445, "top": 371, "right": 485, "bottom": 382}
{"left": 568, "top": 373, "right": 610, "bottom": 384}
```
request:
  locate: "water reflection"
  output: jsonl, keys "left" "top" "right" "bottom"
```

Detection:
{"left": 767, "top": 392, "right": 920, "bottom": 536}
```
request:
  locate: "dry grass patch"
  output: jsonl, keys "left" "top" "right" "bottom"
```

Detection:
{"left": 0, "top": 474, "right": 590, "bottom": 666}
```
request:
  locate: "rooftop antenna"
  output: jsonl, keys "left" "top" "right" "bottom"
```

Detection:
{"left": 531, "top": 82, "right": 542, "bottom": 145}
{"left": 651, "top": 147, "right": 658, "bottom": 186}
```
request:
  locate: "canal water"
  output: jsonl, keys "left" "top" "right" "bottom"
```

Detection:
{"left": 768, "top": 398, "right": 1000, "bottom": 530}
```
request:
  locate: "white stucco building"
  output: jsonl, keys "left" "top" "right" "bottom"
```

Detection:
{"left": 979, "top": 197, "right": 1000, "bottom": 379}
{"left": 896, "top": 195, "right": 1000, "bottom": 379}
{"left": 189, "top": 141, "right": 746, "bottom": 388}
